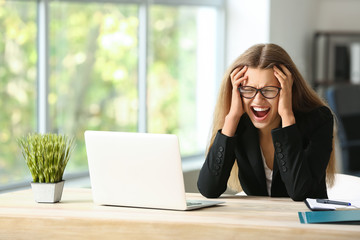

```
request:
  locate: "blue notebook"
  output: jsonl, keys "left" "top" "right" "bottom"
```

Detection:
{"left": 298, "top": 210, "right": 360, "bottom": 224}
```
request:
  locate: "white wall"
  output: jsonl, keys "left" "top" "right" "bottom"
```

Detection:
{"left": 317, "top": 0, "right": 360, "bottom": 31}
{"left": 226, "top": 0, "right": 360, "bottom": 84}
{"left": 225, "top": 0, "right": 270, "bottom": 66}
{"left": 225, "top": 0, "right": 319, "bottom": 82}
{"left": 268, "top": 0, "right": 318, "bottom": 82}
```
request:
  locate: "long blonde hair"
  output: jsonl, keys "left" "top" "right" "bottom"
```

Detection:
{"left": 208, "top": 43, "right": 336, "bottom": 192}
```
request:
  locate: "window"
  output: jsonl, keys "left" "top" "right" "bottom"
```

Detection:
{"left": 0, "top": 1, "right": 37, "bottom": 184}
{"left": 0, "top": 0, "right": 224, "bottom": 187}
{"left": 148, "top": 5, "right": 219, "bottom": 156}
{"left": 48, "top": 3, "right": 139, "bottom": 170}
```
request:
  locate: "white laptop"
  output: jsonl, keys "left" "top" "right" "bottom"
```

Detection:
{"left": 84, "top": 130, "right": 224, "bottom": 210}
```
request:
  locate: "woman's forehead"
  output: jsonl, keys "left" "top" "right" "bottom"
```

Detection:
{"left": 243, "top": 67, "right": 279, "bottom": 87}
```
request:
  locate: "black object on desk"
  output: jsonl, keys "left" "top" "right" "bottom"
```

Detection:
{"left": 316, "top": 199, "right": 351, "bottom": 206}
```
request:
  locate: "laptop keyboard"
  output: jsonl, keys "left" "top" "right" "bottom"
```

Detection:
{"left": 186, "top": 201, "right": 202, "bottom": 206}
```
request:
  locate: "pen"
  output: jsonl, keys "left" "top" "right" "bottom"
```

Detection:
{"left": 316, "top": 199, "right": 351, "bottom": 206}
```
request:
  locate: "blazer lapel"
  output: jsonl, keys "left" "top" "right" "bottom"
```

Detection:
{"left": 240, "top": 121, "right": 267, "bottom": 194}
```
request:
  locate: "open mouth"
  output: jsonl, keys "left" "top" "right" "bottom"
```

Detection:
{"left": 251, "top": 107, "right": 270, "bottom": 119}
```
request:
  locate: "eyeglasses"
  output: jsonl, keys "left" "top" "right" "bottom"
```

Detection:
{"left": 238, "top": 86, "right": 281, "bottom": 99}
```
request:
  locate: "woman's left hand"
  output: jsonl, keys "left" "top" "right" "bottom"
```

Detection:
{"left": 273, "top": 65, "right": 295, "bottom": 127}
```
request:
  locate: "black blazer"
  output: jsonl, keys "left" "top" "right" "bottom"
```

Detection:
{"left": 197, "top": 106, "right": 334, "bottom": 201}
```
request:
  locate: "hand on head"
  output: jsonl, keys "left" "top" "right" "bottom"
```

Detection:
{"left": 273, "top": 65, "right": 295, "bottom": 127}
{"left": 221, "top": 66, "right": 248, "bottom": 136}
{"left": 228, "top": 66, "right": 248, "bottom": 119}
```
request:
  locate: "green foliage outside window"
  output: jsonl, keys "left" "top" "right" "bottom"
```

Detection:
{"left": 0, "top": 1, "right": 216, "bottom": 186}
{"left": 48, "top": 3, "right": 139, "bottom": 170}
{"left": 0, "top": 1, "right": 37, "bottom": 184}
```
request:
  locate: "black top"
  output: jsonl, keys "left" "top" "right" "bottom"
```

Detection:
{"left": 197, "top": 106, "right": 334, "bottom": 201}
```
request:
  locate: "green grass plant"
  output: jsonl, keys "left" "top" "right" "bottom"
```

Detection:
{"left": 18, "top": 133, "right": 75, "bottom": 183}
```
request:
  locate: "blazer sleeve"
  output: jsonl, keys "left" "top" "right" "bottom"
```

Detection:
{"left": 197, "top": 130, "right": 237, "bottom": 198}
{"left": 271, "top": 106, "right": 334, "bottom": 201}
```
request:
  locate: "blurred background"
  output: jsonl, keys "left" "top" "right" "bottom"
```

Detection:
{"left": 1, "top": 0, "right": 359, "bottom": 193}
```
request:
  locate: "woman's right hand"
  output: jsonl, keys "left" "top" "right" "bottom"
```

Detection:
{"left": 221, "top": 66, "right": 248, "bottom": 136}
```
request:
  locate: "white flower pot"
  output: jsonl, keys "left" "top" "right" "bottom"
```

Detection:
{"left": 31, "top": 180, "right": 65, "bottom": 203}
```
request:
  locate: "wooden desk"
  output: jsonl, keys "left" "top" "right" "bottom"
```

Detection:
{"left": 0, "top": 188, "right": 359, "bottom": 240}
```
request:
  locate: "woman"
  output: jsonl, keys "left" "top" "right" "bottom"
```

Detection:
{"left": 197, "top": 43, "right": 335, "bottom": 201}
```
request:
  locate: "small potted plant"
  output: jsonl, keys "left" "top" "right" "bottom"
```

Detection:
{"left": 18, "top": 133, "right": 75, "bottom": 203}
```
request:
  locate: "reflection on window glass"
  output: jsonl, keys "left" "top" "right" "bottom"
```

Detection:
{"left": 49, "top": 3, "right": 139, "bottom": 171}
{"left": 148, "top": 6, "right": 217, "bottom": 156}
{"left": 0, "top": 2, "right": 37, "bottom": 184}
